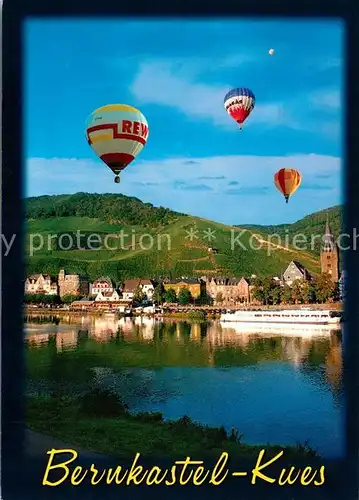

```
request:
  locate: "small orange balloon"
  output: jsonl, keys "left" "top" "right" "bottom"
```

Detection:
{"left": 274, "top": 168, "right": 301, "bottom": 203}
{"left": 269, "top": 48, "right": 274, "bottom": 55}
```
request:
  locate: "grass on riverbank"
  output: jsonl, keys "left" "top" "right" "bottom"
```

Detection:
{"left": 27, "top": 390, "right": 320, "bottom": 460}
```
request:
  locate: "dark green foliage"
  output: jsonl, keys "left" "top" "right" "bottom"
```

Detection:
{"left": 178, "top": 287, "right": 192, "bottom": 305}
{"left": 62, "top": 294, "right": 83, "bottom": 304}
{"left": 78, "top": 388, "right": 128, "bottom": 418}
{"left": 134, "top": 412, "right": 164, "bottom": 423}
{"left": 25, "top": 194, "right": 339, "bottom": 281}
{"left": 153, "top": 283, "right": 165, "bottom": 304}
{"left": 133, "top": 286, "right": 145, "bottom": 304}
{"left": 252, "top": 275, "right": 339, "bottom": 305}
{"left": 164, "top": 288, "right": 177, "bottom": 303}
{"left": 24, "top": 294, "right": 60, "bottom": 305}
{"left": 26, "top": 192, "right": 183, "bottom": 227}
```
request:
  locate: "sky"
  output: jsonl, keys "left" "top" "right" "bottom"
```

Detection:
{"left": 24, "top": 18, "right": 344, "bottom": 225}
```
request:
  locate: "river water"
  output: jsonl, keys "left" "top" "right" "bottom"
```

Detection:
{"left": 25, "top": 314, "right": 344, "bottom": 458}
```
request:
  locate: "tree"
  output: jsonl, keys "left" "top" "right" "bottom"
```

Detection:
{"left": 178, "top": 287, "right": 192, "bottom": 305}
{"left": 281, "top": 285, "right": 294, "bottom": 304}
{"left": 133, "top": 286, "right": 145, "bottom": 304}
{"left": 252, "top": 277, "right": 280, "bottom": 305}
{"left": 269, "top": 283, "right": 282, "bottom": 305}
{"left": 62, "top": 294, "right": 81, "bottom": 304}
{"left": 291, "top": 280, "right": 303, "bottom": 304}
{"left": 42, "top": 294, "right": 60, "bottom": 305}
{"left": 153, "top": 283, "right": 165, "bottom": 304}
{"left": 312, "top": 273, "right": 336, "bottom": 303}
{"left": 298, "top": 281, "right": 316, "bottom": 304}
{"left": 252, "top": 277, "right": 266, "bottom": 305}
{"left": 164, "top": 288, "right": 177, "bottom": 303}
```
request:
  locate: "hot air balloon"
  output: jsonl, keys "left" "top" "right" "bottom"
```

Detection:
{"left": 224, "top": 87, "right": 255, "bottom": 129}
{"left": 274, "top": 168, "right": 301, "bottom": 203}
{"left": 269, "top": 48, "right": 275, "bottom": 55}
{"left": 85, "top": 104, "right": 149, "bottom": 183}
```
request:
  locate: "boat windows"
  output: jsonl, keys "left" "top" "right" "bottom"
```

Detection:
{"left": 329, "top": 311, "right": 342, "bottom": 318}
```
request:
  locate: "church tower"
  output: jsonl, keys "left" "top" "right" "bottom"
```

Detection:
{"left": 320, "top": 214, "right": 339, "bottom": 282}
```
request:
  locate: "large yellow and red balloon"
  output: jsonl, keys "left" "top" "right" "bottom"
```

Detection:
{"left": 274, "top": 168, "right": 301, "bottom": 203}
{"left": 85, "top": 104, "right": 149, "bottom": 183}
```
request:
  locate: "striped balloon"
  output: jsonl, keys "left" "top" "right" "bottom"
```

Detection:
{"left": 274, "top": 168, "right": 301, "bottom": 203}
{"left": 86, "top": 104, "right": 149, "bottom": 182}
{"left": 224, "top": 87, "right": 255, "bottom": 129}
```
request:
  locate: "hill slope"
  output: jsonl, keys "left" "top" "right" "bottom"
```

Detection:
{"left": 240, "top": 205, "right": 342, "bottom": 255}
{"left": 25, "top": 193, "right": 325, "bottom": 282}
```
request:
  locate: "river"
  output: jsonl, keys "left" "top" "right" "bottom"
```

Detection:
{"left": 24, "top": 313, "right": 344, "bottom": 458}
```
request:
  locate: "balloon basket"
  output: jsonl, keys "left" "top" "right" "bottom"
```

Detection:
{"left": 114, "top": 176, "right": 120, "bottom": 184}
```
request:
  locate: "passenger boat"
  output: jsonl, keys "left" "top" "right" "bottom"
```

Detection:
{"left": 220, "top": 308, "right": 342, "bottom": 326}
{"left": 219, "top": 322, "right": 340, "bottom": 337}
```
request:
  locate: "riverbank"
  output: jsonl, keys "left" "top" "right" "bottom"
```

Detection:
{"left": 27, "top": 392, "right": 320, "bottom": 460}
{"left": 25, "top": 302, "right": 342, "bottom": 318}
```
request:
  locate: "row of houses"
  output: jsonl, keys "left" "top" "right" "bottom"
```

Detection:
{"left": 24, "top": 259, "right": 325, "bottom": 305}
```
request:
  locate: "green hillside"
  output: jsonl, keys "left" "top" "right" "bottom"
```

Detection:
{"left": 25, "top": 193, "right": 323, "bottom": 282}
{"left": 240, "top": 205, "right": 342, "bottom": 255}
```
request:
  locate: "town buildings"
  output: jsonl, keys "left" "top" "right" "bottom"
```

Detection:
{"left": 90, "top": 276, "right": 115, "bottom": 296}
{"left": 94, "top": 290, "right": 121, "bottom": 302}
{"left": 58, "top": 269, "right": 89, "bottom": 297}
{"left": 25, "top": 274, "right": 58, "bottom": 295}
{"left": 122, "top": 279, "right": 155, "bottom": 301}
{"left": 206, "top": 277, "right": 256, "bottom": 305}
{"left": 282, "top": 261, "right": 311, "bottom": 286}
{"left": 163, "top": 278, "right": 205, "bottom": 298}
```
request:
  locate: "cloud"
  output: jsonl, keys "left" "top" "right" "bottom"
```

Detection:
{"left": 199, "top": 175, "right": 226, "bottom": 180}
{"left": 133, "top": 181, "right": 159, "bottom": 187}
{"left": 300, "top": 184, "right": 334, "bottom": 191}
{"left": 26, "top": 154, "right": 342, "bottom": 225}
{"left": 315, "top": 173, "right": 333, "bottom": 180}
{"left": 225, "top": 187, "right": 269, "bottom": 196}
{"left": 130, "top": 60, "right": 290, "bottom": 129}
{"left": 178, "top": 184, "right": 213, "bottom": 192}
{"left": 310, "top": 89, "right": 341, "bottom": 110}
{"left": 318, "top": 58, "right": 342, "bottom": 71}
{"left": 130, "top": 58, "right": 340, "bottom": 135}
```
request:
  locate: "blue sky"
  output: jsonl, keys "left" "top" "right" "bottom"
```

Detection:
{"left": 24, "top": 18, "right": 344, "bottom": 225}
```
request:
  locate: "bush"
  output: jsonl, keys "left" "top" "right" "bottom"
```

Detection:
{"left": 133, "top": 412, "right": 164, "bottom": 423}
{"left": 187, "top": 311, "right": 206, "bottom": 321}
{"left": 78, "top": 388, "right": 128, "bottom": 418}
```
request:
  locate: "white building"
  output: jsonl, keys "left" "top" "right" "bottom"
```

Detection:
{"left": 122, "top": 279, "right": 155, "bottom": 301}
{"left": 282, "top": 261, "right": 311, "bottom": 286}
{"left": 94, "top": 290, "right": 121, "bottom": 302}
{"left": 91, "top": 276, "right": 115, "bottom": 296}
{"left": 25, "top": 274, "right": 58, "bottom": 295}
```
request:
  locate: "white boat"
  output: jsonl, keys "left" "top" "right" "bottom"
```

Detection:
{"left": 219, "top": 322, "right": 339, "bottom": 337}
{"left": 220, "top": 308, "right": 342, "bottom": 327}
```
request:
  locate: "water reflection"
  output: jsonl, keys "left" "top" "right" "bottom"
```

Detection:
{"left": 25, "top": 314, "right": 342, "bottom": 384}
{"left": 25, "top": 314, "right": 344, "bottom": 457}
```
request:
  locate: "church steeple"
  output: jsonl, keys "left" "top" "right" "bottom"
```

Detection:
{"left": 323, "top": 213, "right": 336, "bottom": 251}
{"left": 320, "top": 212, "right": 339, "bottom": 282}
